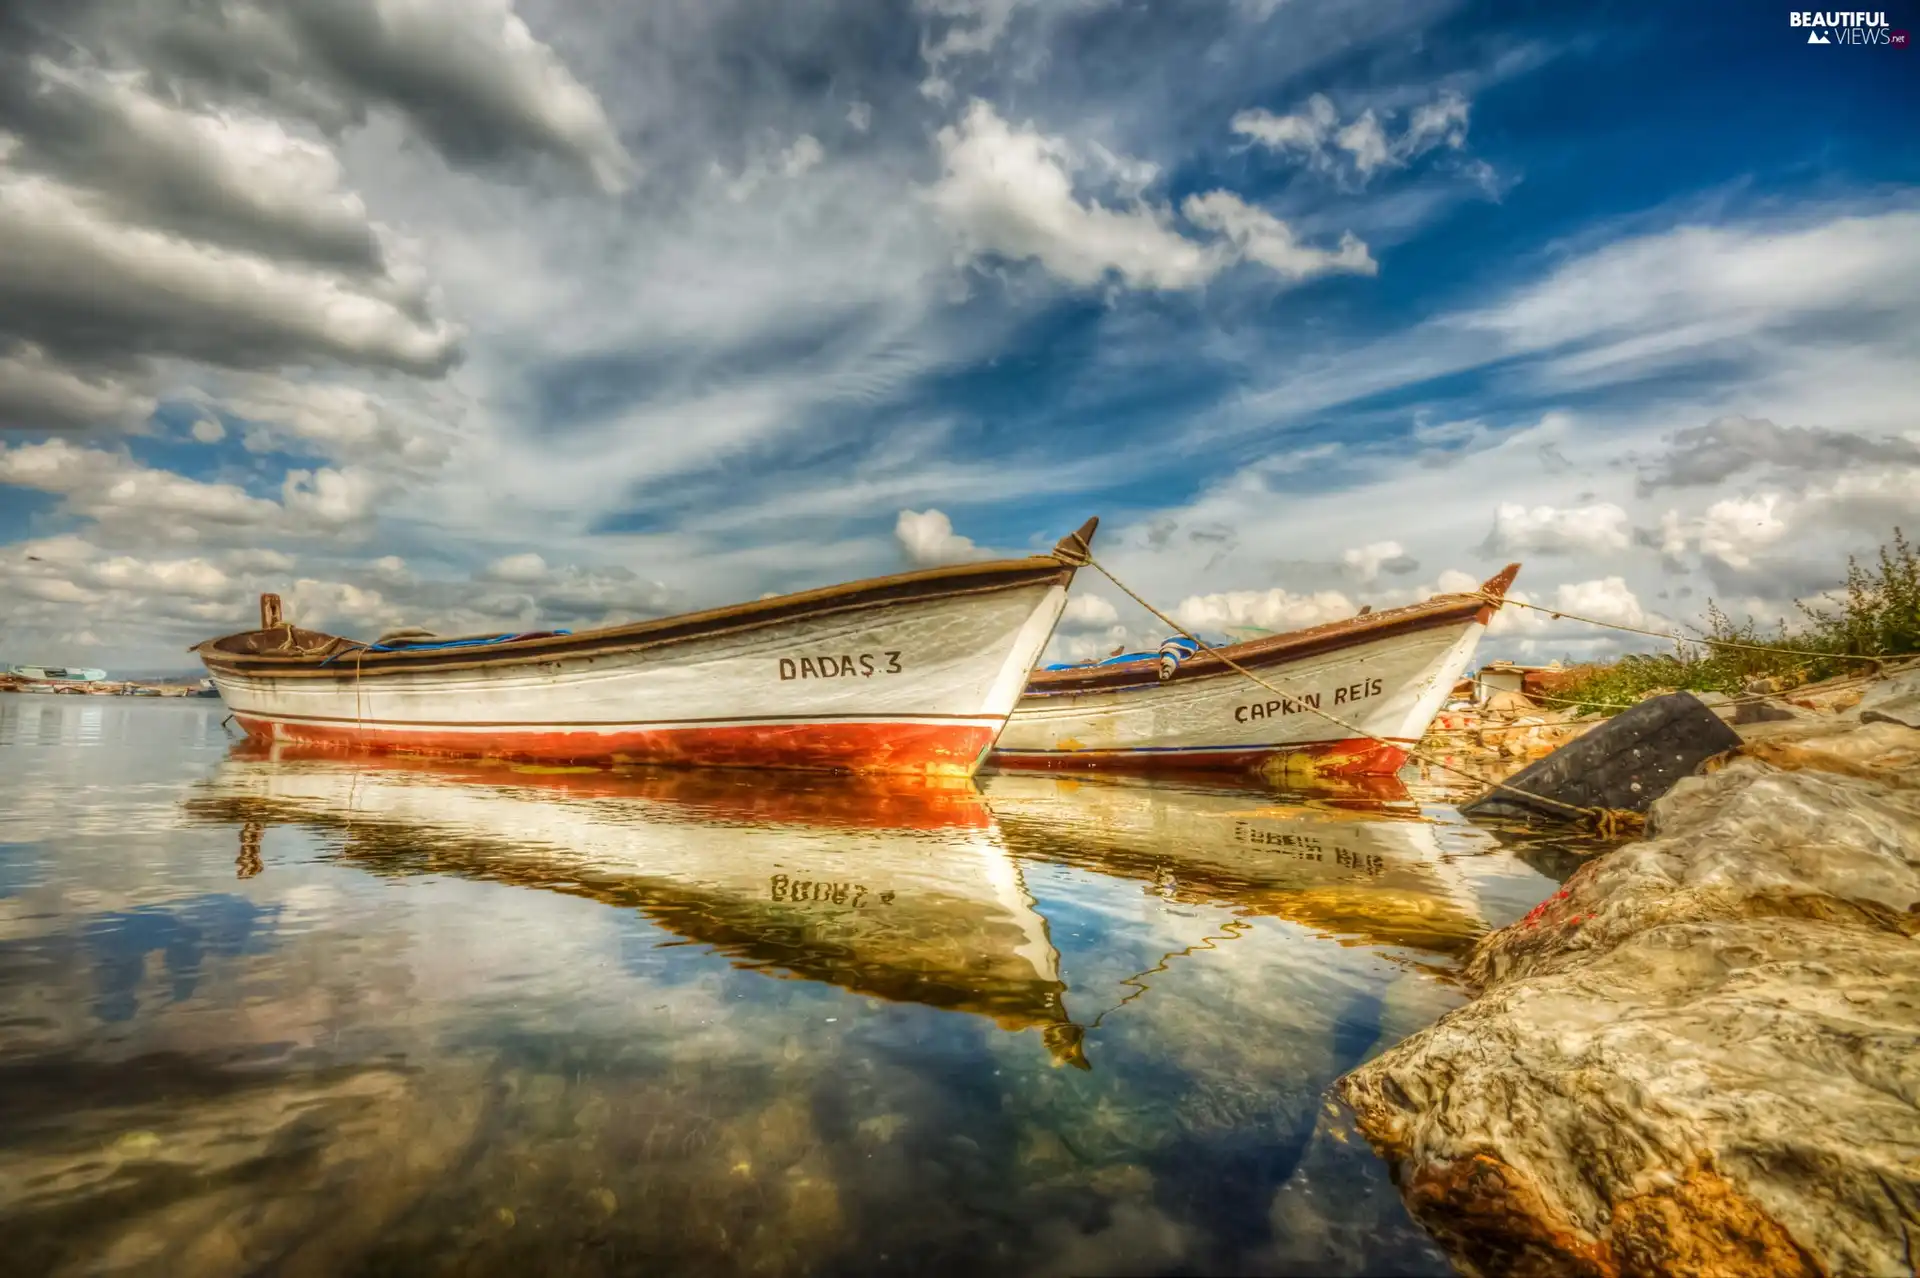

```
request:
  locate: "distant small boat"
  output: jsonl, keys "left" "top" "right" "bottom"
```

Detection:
{"left": 8, "top": 664, "right": 108, "bottom": 683}
{"left": 191, "top": 519, "right": 1098, "bottom": 775}
{"left": 990, "top": 564, "right": 1520, "bottom": 779}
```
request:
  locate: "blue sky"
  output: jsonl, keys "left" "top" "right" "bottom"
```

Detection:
{"left": 0, "top": 0, "right": 1916, "bottom": 671}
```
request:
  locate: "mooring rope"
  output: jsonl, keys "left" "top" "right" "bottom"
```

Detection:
{"left": 1478, "top": 594, "right": 1919, "bottom": 668}
{"left": 1066, "top": 551, "right": 1646, "bottom": 836}
{"left": 1087, "top": 918, "right": 1254, "bottom": 1030}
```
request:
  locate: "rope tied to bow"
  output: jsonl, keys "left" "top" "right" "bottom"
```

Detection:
{"left": 1469, "top": 593, "right": 1918, "bottom": 670}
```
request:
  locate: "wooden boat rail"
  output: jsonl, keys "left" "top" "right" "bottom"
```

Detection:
{"left": 196, "top": 519, "right": 1099, "bottom": 680}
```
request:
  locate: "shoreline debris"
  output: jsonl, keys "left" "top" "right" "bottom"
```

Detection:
{"left": 1458, "top": 691, "right": 1741, "bottom": 825}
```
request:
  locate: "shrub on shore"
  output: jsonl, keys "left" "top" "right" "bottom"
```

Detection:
{"left": 1547, "top": 528, "right": 1919, "bottom": 715}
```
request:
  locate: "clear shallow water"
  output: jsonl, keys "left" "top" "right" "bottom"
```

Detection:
{"left": 0, "top": 697, "right": 1571, "bottom": 1277}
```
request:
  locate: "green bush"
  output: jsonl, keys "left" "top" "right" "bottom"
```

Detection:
{"left": 1548, "top": 528, "right": 1918, "bottom": 716}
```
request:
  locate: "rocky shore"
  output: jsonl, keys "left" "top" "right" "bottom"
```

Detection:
{"left": 1340, "top": 671, "right": 1920, "bottom": 1278}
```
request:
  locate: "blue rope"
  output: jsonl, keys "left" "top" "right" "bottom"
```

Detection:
{"left": 318, "top": 630, "right": 571, "bottom": 666}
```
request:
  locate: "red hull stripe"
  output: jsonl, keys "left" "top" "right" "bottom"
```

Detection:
{"left": 234, "top": 715, "right": 1000, "bottom": 773}
{"left": 239, "top": 710, "right": 1002, "bottom": 729}
{"left": 988, "top": 737, "right": 1412, "bottom": 778}
{"left": 223, "top": 741, "right": 996, "bottom": 829}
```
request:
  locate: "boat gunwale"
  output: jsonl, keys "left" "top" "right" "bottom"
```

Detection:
{"left": 1021, "top": 563, "right": 1519, "bottom": 698}
{"left": 197, "top": 555, "right": 1077, "bottom": 681}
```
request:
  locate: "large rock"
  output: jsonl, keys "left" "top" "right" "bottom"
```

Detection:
{"left": 1340, "top": 721, "right": 1920, "bottom": 1278}
{"left": 1861, "top": 669, "right": 1920, "bottom": 731}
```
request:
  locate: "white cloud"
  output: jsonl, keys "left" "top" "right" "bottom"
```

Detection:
{"left": 0, "top": 343, "right": 157, "bottom": 433}
{"left": 1482, "top": 577, "right": 1651, "bottom": 638}
{"left": 929, "top": 102, "right": 1374, "bottom": 291}
{"left": 717, "top": 134, "right": 830, "bottom": 201}
{"left": 781, "top": 135, "right": 825, "bottom": 178}
{"left": 1551, "top": 576, "right": 1647, "bottom": 630}
{"left": 190, "top": 416, "right": 227, "bottom": 444}
{"left": 210, "top": 376, "right": 454, "bottom": 466}
{"left": 1807, "top": 466, "right": 1920, "bottom": 531}
{"left": 366, "top": 554, "right": 413, "bottom": 587}
{"left": 483, "top": 551, "right": 550, "bottom": 583}
{"left": 1230, "top": 94, "right": 1338, "bottom": 156}
{"left": 406, "top": 0, "right": 637, "bottom": 193}
{"left": 0, "top": 438, "right": 385, "bottom": 543}
{"left": 285, "top": 577, "right": 392, "bottom": 630}
{"left": 1694, "top": 496, "right": 1791, "bottom": 569}
{"left": 928, "top": 101, "right": 1218, "bottom": 291}
{"left": 1173, "top": 586, "right": 1357, "bottom": 633}
{"left": 846, "top": 102, "right": 872, "bottom": 133}
{"left": 1340, "top": 539, "right": 1414, "bottom": 583}
{"left": 0, "top": 535, "right": 250, "bottom": 617}
{"left": 281, "top": 466, "right": 385, "bottom": 529}
{"left": 1045, "top": 623, "right": 1135, "bottom": 663}
{"left": 1484, "top": 501, "right": 1631, "bottom": 556}
{"left": 1181, "top": 191, "right": 1377, "bottom": 282}
{"left": 1334, "top": 111, "right": 1392, "bottom": 178}
{"left": 224, "top": 548, "right": 298, "bottom": 575}
{"left": 1404, "top": 92, "right": 1472, "bottom": 154}
{"left": 1060, "top": 593, "right": 1121, "bottom": 628}
{"left": 17, "top": 56, "right": 385, "bottom": 269}
{"left": 88, "top": 553, "right": 233, "bottom": 600}
{"left": 1459, "top": 210, "right": 1920, "bottom": 363}
{"left": 0, "top": 438, "right": 280, "bottom": 531}
{"left": 1655, "top": 477, "right": 1913, "bottom": 573}
{"left": 0, "top": 169, "right": 461, "bottom": 374}
{"left": 917, "top": 0, "right": 1029, "bottom": 66}
{"left": 268, "top": 0, "right": 638, "bottom": 193}
{"left": 894, "top": 508, "right": 986, "bottom": 566}
{"left": 1232, "top": 89, "right": 1472, "bottom": 185}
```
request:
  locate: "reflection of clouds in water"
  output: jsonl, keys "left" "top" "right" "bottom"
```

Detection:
{"left": 83, "top": 893, "right": 280, "bottom": 1021}
{"left": 0, "top": 703, "right": 1499, "bottom": 1276}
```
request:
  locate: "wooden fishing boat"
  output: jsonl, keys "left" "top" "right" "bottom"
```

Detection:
{"left": 185, "top": 747, "right": 1087, "bottom": 1066}
{"left": 190, "top": 518, "right": 1099, "bottom": 776}
{"left": 990, "top": 564, "right": 1520, "bottom": 779}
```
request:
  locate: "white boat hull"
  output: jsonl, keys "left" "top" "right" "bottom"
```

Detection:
{"left": 209, "top": 581, "right": 1070, "bottom": 777}
{"left": 993, "top": 615, "right": 1488, "bottom": 779}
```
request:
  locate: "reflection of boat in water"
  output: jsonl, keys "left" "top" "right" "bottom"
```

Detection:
{"left": 183, "top": 744, "right": 1087, "bottom": 1066}
{"left": 980, "top": 772, "right": 1492, "bottom": 957}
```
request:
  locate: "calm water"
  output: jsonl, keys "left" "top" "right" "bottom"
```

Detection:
{"left": 0, "top": 697, "right": 1570, "bottom": 1278}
